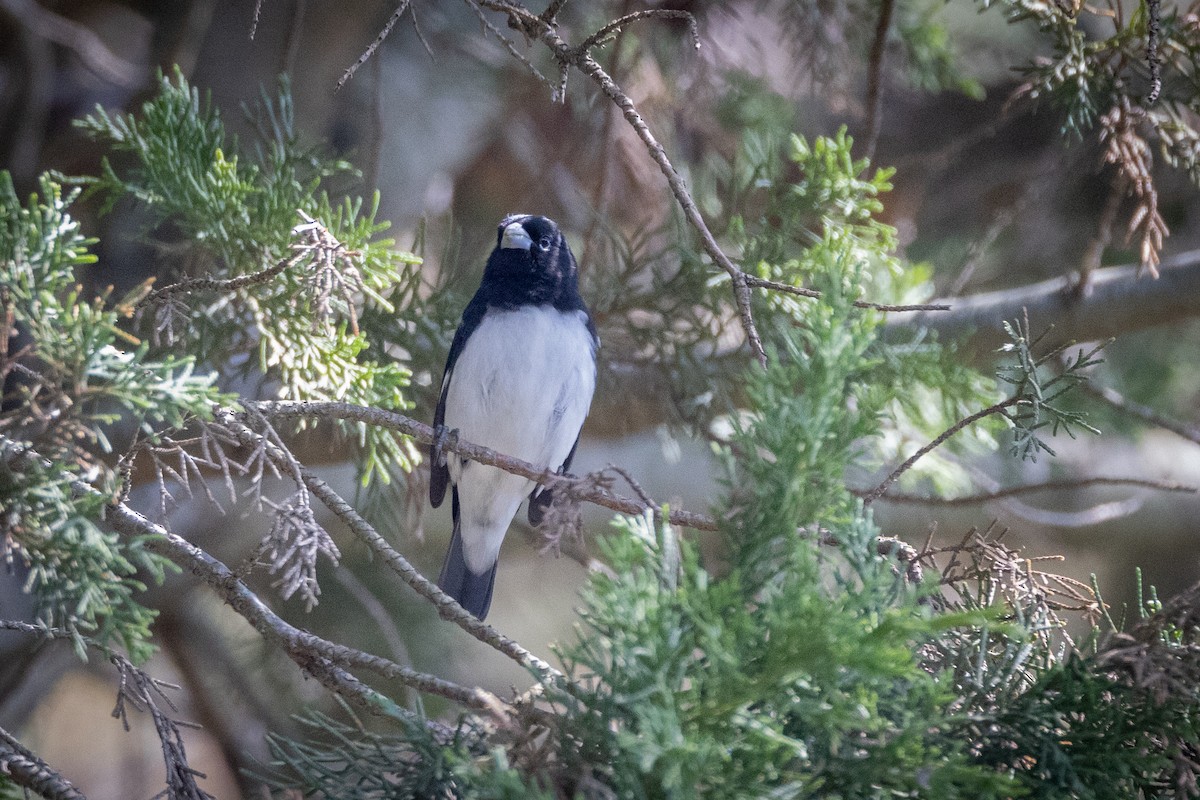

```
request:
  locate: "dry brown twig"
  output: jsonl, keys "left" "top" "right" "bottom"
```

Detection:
{"left": 137, "top": 211, "right": 364, "bottom": 345}
{"left": 1100, "top": 98, "right": 1167, "bottom": 277}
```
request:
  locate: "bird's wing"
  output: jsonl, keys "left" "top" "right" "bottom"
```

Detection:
{"left": 527, "top": 433, "right": 580, "bottom": 526}
{"left": 430, "top": 295, "right": 488, "bottom": 508}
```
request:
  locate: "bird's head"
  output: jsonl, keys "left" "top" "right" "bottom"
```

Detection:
{"left": 482, "top": 214, "right": 581, "bottom": 308}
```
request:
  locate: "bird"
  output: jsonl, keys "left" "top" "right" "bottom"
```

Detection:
{"left": 429, "top": 214, "right": 598, "bottom": 619}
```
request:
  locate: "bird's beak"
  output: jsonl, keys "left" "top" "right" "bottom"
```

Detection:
{"left": 501, "top": 221, "right": 533, "bottom": 250}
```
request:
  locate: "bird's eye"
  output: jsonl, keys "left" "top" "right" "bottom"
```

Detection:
{"left": 538, "top": 236, "right": 552, "bottom": 251}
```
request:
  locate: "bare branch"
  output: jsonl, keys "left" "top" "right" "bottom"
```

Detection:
{"left": 576, "top": 10, "right": 700, "bottom": 55}
{"left": 249, "top": 400, "right": 719, "bottom": 532}
{"left": 337, "top": 1, "right": 412, "bottom": 90}
{"left": 102, "top": 503, "right": 507, "bottom": 717}
{"left": 884, "top": 249, "right": 1200, "bottom": 359}
{"left": 464, "top": 0, "right": 555, "bottom": 95}
{"left": 867, "top": 476, "right": 1197, "bottom": 506}
{"left": 742, "top": 274, "right": 950, "bottom": 312}
{"left": 862, "top": 0, "right": 895, "bottom": 162}
{"left": 1082, "top": 382, "right": 1200, "bottom": 447}
{"left": 862, "top": 397, "right": 1020, "bottom": 505}
{"left": 0, "top": 722, "right": 87, "bottom": 800}
{"left": 0, "top": 621, "right": 211, "bottom": 800}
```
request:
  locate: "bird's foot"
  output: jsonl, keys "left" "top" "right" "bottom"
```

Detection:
{"left": 432, "top": 424, "right": 459, "bottom": 467}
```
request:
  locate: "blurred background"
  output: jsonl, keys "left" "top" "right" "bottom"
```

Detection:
{"left": 2, "top": 0, "right": 1200, "bottom": 797}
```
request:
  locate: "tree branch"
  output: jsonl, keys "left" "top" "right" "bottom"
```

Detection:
{"left": 1082, "top": 382, "right": 1200, "bottom": 447}
{"left": 213, "top": 407, "right": 569, "bottom": 681}
{"left": 862, "top": 397, "right": 1020, "bottom": 505}
{"left": 104, "top": 501, "right": 503, "bottom": 718}
{"left": 884, "top": 249, "right": 1200, "bottom": 358}
{"left": 0, "top": 721, "right": 87, "bottom": 800}
{"left": 867, "top": 476, "right": 1196, "bottom": 507}
{"left": 249, "top": 400, "right": 720, "bottom": 532}
{"left": 862, "top": 0, "right": 895, "bottom": 161}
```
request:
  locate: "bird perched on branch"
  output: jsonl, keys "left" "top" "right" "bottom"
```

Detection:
{"left": 430, "top": 214, "right": 598, "bottom": 619}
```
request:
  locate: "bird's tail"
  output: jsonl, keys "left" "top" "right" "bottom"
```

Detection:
{"left": 437, "top": 491, "right": 497, "bottom": 619}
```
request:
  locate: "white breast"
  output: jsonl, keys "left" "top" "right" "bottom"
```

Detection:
{"left": 443, "top": 305, "right": 597, "bottom": 573}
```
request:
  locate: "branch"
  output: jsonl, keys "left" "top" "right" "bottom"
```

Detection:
{"left": 0, "top": 0, "right": 141, "bottom": 86}
{"left": 249, "top": 400, "right": 720, "bottom": 532}
{"left": 213, "top": 407, "right": 568, "bottom": 682}
{"left": 1082, "top": 382, "right": 1200, "bottom": 447}
{"left": 862, "top": 0, "right": 895, "bottom": 161}
{"left": 0, "top": 722, "right": 86, "bottom": 800}
{"left": 884, "top": 249, "right": 1200, "bottom": 359}
{"left": 576, "top": 10, "right": 701, "bottom": 55}
{"left": 862, "top": 397, "right": 1020, "bottom": 505}
{"left": 867, "top": 476, "right": 1197, "bottom": 507}
{"left": 104, "top": 501, "right": 503, "bottom": 718}
{"left": 742, "top": 274, "right": 950, "bottom": 312}
{"left": 337, "top": 1, "right": 412, "bottom": 90}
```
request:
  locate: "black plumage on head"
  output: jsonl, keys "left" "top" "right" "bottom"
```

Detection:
{"left": 480, "top": 214, "right": 585, "bottom": 311}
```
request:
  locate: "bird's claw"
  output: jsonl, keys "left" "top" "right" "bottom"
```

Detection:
{"left": 432, "top": 424, "right": 459, "bottom": 468}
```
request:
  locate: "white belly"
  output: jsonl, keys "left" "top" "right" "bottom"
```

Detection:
{"left": 444, "top": 305, "right": 597, "bottom": 572}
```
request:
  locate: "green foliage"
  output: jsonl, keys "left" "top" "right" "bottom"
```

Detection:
{"left": 0, "top": 173, "right": 225, "bottom": 662}
{"left": 981, "top": 0, "right": 1200, "bottom": 187}
{"left": 259, "top": 706, "right": 554, "bottom": 800}
{"left": 996, "top": 316, "right": 1105, "bottom": 461}
{"left": 73, "top": 69, "right": 422, "bottom": 482}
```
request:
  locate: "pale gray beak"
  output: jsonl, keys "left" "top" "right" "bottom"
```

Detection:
{"left": 501, "top": 221, "right": 533, "bottom": 250}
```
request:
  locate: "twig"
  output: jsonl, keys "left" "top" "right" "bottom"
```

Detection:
{"left": 136, "top": 249, "right": 303, "bottom": 311}
{"left": 0, "top": 722, "right": 87, "bottom": 800}
{"left": 575, "top": 9, "right": 700, "bottom": 54}
{"left": 1146, "top": 0, "right": 1161, "bottom": 105}
{"left": 867, "top": 476, "right": 1197, "bottom": 506}
{"left": 1083, "top": 382, "right": 1200, "bottom": 446}
{"left": 464, "top": 0, "right": 555, "bottom": 95}
{"left": 862, "top": 397, "right": 1020, "bottom": 505}
{"left": 0, "top": 621, "right": 210, "bottom": 800}
{"left": 337, "top": 1, "right": 412, "bottom": 90}
{"left": 249, "top": 400, "right": 719, "bottom": 532}
{"left": 742, "top": 274, "right": 950, "bottom": 312}
{"left": 862, "top": 0, "right": 895, "bottom": 162}
{"left": 104, "top": 501, "right": 504, "bottom": 717}
{"left": 0, "top": 0, "right": 141, "bottom": 86}
{"left": 468, "top": 1, "right": 769, "bottom": 366}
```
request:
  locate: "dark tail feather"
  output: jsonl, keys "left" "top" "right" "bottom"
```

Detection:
{"left": 437, "top": 491, "right": 497, "bottom": 619}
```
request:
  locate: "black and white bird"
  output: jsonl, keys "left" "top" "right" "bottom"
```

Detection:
{"left": 430, "top": 214, "right": 598, "bottom": 619}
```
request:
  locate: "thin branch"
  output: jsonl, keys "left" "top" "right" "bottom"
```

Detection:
{"left": 0, "top": 0, "right": 141, "bottom": 86}
{"left": 103, "top": 501, "right": 503, "bottom": 717}
{"left": 742, "top": 274, "right": 950, "bottom": 312}
{"left": 249, "top": 400, "right": 719, "bottom": 532}
{"left": 337, "top": 1, "right": 412, "bottom": 90}
{"left": 862, "top": 0, "right": 895, "bottom": 162}
{"left": 1082, "top": 382, "right": 1200, "bottom": 446}
{"left": 136, "top": 248, "right": 303, "bottom": 311}
{"left": 0, "top": 722, "right": 87, "bottom": 800}
{"left": 464, "top": 0, "right": 555, "bottom": 95}
{"left": 0, "top": 621, "right": 210, "bottom": 800}
{"left": 867, "top": 476, "right": 1197, "bottom": 507}
{"left": 862, "top": 397, "right": 1020, "bottom": 505}
{"left": 213, "top": 407, "right": 568, "bottom": 681}
{"left": 1146, "top": 0, "right": 1161, "bottom": 105}
{"left": 576, "top": 9, "right": 700, "bottom": 55}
